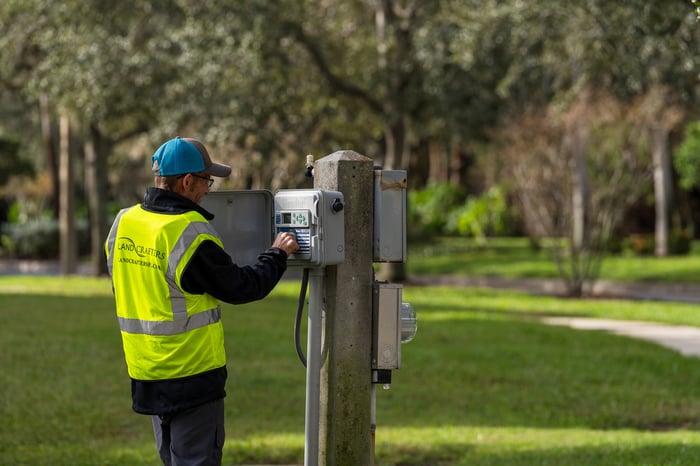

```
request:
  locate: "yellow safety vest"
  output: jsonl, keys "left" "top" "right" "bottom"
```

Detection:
{"left": 105, "top": 205, "right": 225, "bottom": 381}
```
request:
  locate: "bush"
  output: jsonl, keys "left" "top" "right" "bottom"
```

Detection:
{"left": 625, "top": 233, "right": 655, "bottom": 256}
{"left": 624, "top": 230, "right": 692, "bottom": 256}
{"left": 408, "top": 183, "right": 517, "bottom": 242}
{"left": 446, "top": 185, "right": 511, "bottom": 241}
{"left": 1, "top": 219, "right": 90, "bottom": 259}
{"left": 669, "top": 229, "right": 693, "bottom": 255}
{"left": 407, "top": 182, "right": 466, "bottom": 238}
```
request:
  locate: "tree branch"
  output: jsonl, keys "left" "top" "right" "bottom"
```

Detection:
{"left": 282, "top": 20, "right": 385, "bottom": 115}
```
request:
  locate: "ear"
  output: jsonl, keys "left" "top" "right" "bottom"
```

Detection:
{"left": 173, "top": 174, "right": 190, "bottom": 195}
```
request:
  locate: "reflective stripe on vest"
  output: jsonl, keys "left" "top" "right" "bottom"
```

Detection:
{"left": 117, "top": 307, "right": 220, "bottom": 336}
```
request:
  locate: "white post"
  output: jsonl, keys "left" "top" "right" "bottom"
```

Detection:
{"left": 304, "top": 268, "right": 324, "bottom": 466}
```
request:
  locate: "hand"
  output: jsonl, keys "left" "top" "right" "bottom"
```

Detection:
{"left": 272, "top": 231, "right": 300, "bottom": 256}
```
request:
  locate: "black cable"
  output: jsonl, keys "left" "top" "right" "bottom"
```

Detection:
{"left": 295, "top": 268, "right": 310, "bottom": 368}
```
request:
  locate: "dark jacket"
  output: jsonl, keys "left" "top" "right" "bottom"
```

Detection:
{"left": 129, "top": 187, "right": 288, "bottom": 415}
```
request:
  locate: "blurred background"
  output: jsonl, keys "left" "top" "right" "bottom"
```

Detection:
{"left": 1, "top": 0, "right": 700, "bottom": 295}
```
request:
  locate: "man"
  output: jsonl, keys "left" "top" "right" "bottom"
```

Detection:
{"left": 105, "top": 137, "right": 298, "bottom": 465}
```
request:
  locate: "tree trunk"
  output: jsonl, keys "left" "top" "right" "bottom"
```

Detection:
{"left": 562, "top": 117, "right": 590, "bottom": 297}
{"left": 39, "top": 95, "right": 59, "bottom": 219}
{"left": 375, "top": 0, "right": 413, "bottom": 281}
{"left": 59, "top": 114, "right": 77, "bottom": 275}
{"left": 84, "top": 123, "right": 109, "bottom": 276}
{"left": 571, "top": 125, "right": 589, "bottom": 251}
{"left": 449, "top": 137, "right": 467, "bottom": 187}
{"left": 653, "top": 125, "right": 672, "bottom": 257}
{"left": 428, "top": 139, "right": 448, "bottom": 183}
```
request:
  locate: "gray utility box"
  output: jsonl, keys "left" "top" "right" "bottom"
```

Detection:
{"left": 274, "top": 189, "right": 345, "bottom": 267}
{"left": 372, "top": 282, "right": 403, "bottom": 370}
{"left": 201, "top": 190, "right": 274, "bottom": 266}
{"left": 373, "top": 170, "right": 407, "bottom": 263}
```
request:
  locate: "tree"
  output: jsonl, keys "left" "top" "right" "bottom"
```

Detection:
{"left": 498, "top": 92, "right": 652, "bottom": 296}
{"left": 3, "top": 0, "right": 208, "bottom": 273}
{"left": 492, "top": 0, "right": 700, "bottom": 257}
{"left": 237, "top": 0, "right": 513, "bottom": 279}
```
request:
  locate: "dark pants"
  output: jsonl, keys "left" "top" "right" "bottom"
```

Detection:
{"left": 152, "top": 398, "right": 225, "bottom": 466}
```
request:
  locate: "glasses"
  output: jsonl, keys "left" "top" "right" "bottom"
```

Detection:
{"left": 181, "top": 173, "right": 214, "bottom": 187}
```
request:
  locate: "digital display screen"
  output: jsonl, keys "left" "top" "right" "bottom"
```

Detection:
{"left": 277, "top": 210, "right": 310, "bottom": 227}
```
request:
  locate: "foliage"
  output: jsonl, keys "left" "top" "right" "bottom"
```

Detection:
{"left": 0, "top": 137, "right": 33, "bottom": 185}
{"left": 625, "top": 230, "right": 693, "bottom": 257}
{"left": 407, "top": 182, "right": 466, "bottom": 238}
{"left": 0, "top": 218, "right": 90, "bottom": 259}
{"left": 407, "top": 183, "right": 523, "bottom": 243}
{"left": 1, "top": 1, "right": 700, "bottom": 278}
{"left": 625, "top": 233, "right": 656, "bottom": 256}
{"left": 446, "top": 185, "right": 511, "bottom": 242}
{"left": 674, "top": 120, "right": 700, "bottom": 190}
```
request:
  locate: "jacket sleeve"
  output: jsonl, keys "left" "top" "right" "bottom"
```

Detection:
{"left": 180, "top": 239, "right": 288, "bottom": 304}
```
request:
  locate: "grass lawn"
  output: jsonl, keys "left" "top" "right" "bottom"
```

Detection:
{"left": 2, "top": 276, "right": 700, "bottom": 465}
{"left": 407, "top": 236, "right": 700, "bottom": 284}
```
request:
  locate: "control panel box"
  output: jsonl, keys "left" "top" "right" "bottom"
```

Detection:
{"left": 274, "top": 189, "right": 345, "bottom": 267}
{"left": 373, "top": 170, "right": 407, "bottom": 263}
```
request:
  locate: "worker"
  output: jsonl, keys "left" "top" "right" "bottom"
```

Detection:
{"left": 105, "top": 137, "right": 298, "bottom": 465}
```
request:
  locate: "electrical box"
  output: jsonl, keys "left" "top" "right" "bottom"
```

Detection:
{"left": 372, "top": 282, "right": 403, "bottom": 370}
{"left": 373, "top": 170, "right": 407, "bottom": 263}
{"left": 201, "top": 190, "right": 274, "bottom": 266}
{"left": 274, "top": 189, "right": 345, "bottom": 267}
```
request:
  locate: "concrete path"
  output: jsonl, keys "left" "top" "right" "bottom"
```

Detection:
{"left": 542, "top": 317, "right": 700, "bottom": 358}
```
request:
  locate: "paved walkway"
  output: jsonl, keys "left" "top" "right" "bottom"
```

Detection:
{"left": 542, "top": 317, "right": 700, "bottom": 358}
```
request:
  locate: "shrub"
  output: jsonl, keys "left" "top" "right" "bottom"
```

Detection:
{"left": 407, "top": 182, "right": 466, "bottom": 238}
{"left": 625, "top": 234, "right": 655, "bottom": 256}
{"left": 669, "top": 229, "right": 693, "bottom": 255}
{"left": 1, "top": 219, "right": 90, "bottom": 259}
{"left": 624, "top": 230, "right": 692, "bottom": 256}
{"left": 446, "top": 185, "right": 511, "bottom": 242}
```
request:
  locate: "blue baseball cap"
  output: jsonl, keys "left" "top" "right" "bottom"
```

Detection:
{"left": 151, "top": 137, "right": 231, "bottom": 177}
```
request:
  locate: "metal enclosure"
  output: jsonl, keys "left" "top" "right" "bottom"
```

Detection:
{"left": 274, "top": 189, "right": 345, "bottom": 267}
{"left": 200, "top": 190, "right": 274, "bottom": 266}
{"left": 373, "top": 170, "right": 407, "bottom": 263}
{"left": 372, "top": 282, "right": 402, "bottom": 370}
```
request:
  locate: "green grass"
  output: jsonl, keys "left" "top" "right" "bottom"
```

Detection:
{"left": 407, "top": 236, "right": 700, "bottom": 284}
{"left": 3, "top": 277, "right": 700, "bottom": 465}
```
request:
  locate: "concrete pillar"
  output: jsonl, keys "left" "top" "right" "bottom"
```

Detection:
{"left": 314, "top": 150, "right": 374, "bottom": 465}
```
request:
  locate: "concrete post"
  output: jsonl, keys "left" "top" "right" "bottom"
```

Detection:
{"left": 314, "top": 150, "right": 374, "bottom": 465}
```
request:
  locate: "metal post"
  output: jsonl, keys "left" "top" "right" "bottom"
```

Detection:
{"left": 315, "top": 150, "right": 374, "bottom": 465}
{"left": 304, "top": 268, "right": 324, "bottom": 466}
{"left": 371, "top": 384, "right": 377, "bottom": 465}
